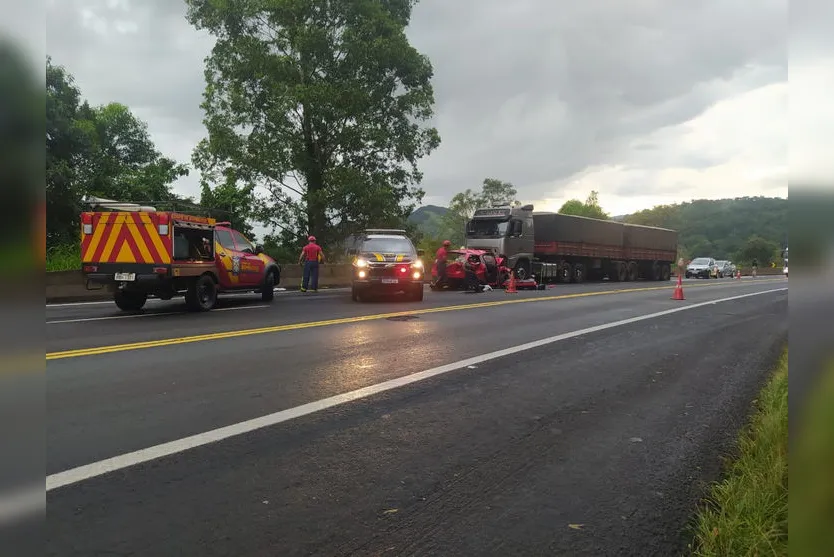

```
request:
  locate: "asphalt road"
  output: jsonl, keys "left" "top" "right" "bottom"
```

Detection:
{"left": 46, "top": 277, "right": 788, "bottom": 556}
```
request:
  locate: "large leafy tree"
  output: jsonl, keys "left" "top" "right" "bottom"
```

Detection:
{"left": 558, "top": 190, "right": 609, "bottom": 220}
{"left": 83, "top": 102, "right": 189, "bottom": 203}
{"left": 46, "top": 57, "right": 190, "bottom": 247}
{"left": 46, "top": 56, "right": 96, "bottom": 246}
{"left": 480, "top": 178, "right": 518, "bottom": 208}
{"left": 186, "top": 0, "right": 441, "bottom": 247}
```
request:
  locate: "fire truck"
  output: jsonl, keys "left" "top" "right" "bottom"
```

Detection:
{"left": 80, "top": 197, "right": 281, "bottom": 311}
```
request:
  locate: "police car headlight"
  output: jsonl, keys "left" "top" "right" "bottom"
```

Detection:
{"left": 354, "top": 258, "right": 369, "bottom": 268}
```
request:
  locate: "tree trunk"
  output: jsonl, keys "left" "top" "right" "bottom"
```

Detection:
{"left": 301, "top": 108, "right": 326, "bottom": 241}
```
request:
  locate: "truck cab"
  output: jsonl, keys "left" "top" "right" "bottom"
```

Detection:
{"left": 465, "top": 205, "right": 535, "bottom": 279}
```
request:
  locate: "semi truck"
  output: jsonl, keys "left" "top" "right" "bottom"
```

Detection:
{"left": 464, "top": 204, "right": 677, "bottom": 283}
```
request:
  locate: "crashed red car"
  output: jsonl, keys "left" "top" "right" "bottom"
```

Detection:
{"left": 429, "top": 249, "right": 512, "bottom": 291}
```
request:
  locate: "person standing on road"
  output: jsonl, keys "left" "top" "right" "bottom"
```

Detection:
{"left": 751, "top": 258, "right": 758, "bottom": 278}
{"left": 298, "top": 236, "right": 324, "bottom": 292}
{"left": 434, "top": 240, "right": 451, "bottom": 287}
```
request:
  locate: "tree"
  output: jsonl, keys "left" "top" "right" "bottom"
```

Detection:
{"left": 199, "top": 178, "right": 257, "bottom": 239}
{"left": 83, "top": 102, "right": 189, "bottom": 203}
{"left": 480, "top": 178, "right": 518, "bottom": 208}
{"left": 558, "top": 190, "right": 609, "bottom": 220}
{"left": 46, "top": 56, "right": 96, "bottom": 246}
{"left": 46, "top": 57, "right": 190, "bottom": 248}
{"left": 186, "top": 0, "right": 441, "bottom": 247}
{"left": 737, "top": 235, "right": 779, "bottom": 265}
{"left": 435, "top": 178, "right": 518, "bottom": 245}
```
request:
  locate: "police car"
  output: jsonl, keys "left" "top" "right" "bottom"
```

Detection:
{"left": 349, "top": 229, "right": 425, "bottom": 302}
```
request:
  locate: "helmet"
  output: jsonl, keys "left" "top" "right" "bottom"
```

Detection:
{"left": 443, "top": 240, "right": 451, "bottom": 246}
{"left": 308, "top": 235, "right": 316, "bottom": 242}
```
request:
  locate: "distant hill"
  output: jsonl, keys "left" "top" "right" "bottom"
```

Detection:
{"left": 408, "top": 205, "right": 450, "bottom": 237}
{"left": 409, "top": 205, "right": 449, "bottom": 224}
{"left": 624, "top": 196, "right": 787, "bottom": 261}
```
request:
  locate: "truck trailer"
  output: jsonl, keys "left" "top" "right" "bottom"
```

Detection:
{"left": 464, "top": 205, "right": 677, "bottom": 283}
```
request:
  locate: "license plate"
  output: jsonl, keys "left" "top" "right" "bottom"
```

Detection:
{"left": 381, "top": 278, "right": 399, "bottom": 284}
{"left": 114, "top": 272, "right": 136, "bottom": 281}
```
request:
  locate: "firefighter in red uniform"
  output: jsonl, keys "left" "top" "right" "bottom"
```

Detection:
{"left": 434, "top": 240, "right": 451, "bottom": 288}
{"left": 298, "top": 235, "right": 325, "bottom": 292}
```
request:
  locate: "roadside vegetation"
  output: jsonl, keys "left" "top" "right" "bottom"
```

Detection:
{"left": 789, "top": 357, "right": 834, "bottom": 557}
{"left": 47, "top": 244, "right": 80, "bottom": 272}
{"left": 690, "top": 349, "right": 788, "bottom": 556}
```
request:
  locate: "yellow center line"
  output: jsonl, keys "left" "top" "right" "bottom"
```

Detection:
{"left": 46, "top": 279, "right": 784, "bottom": 361}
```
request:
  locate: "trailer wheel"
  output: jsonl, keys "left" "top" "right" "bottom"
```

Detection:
{"left": 612, "top": 262, "right": 626, "bottom": 282}
{"left": 661, "top": 264, "right": 671, "bottom": 281}
{"left": 651, "top": 262, "right": 661, "bottom": 281}
{"left": 572, "top": 263, "right": 586, "bottom": 283}
{"left": 627, "top": 261, "right": 639, "bottom": 281}
{"left": 114, "top": 291, "right": 147, "bottom": 311}
{"left": 559, "top": 263, "right": 572, "bottom": 283}
{"left": 186, "top": 274, "right": 218, "bottom": 312}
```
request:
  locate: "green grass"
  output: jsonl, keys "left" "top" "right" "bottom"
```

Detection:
{"left": 46, "top": 243, "right": 81, "bottom": 272}
{"left": 690, "top": 349, "right": 788, "bottom": 557}
{"left": 789, "top": 357, "right": 834, "bottom": 557}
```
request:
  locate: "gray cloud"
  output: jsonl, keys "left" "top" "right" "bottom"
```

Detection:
{"left": 45, "top": 0, "right": 788, "bottom": 208}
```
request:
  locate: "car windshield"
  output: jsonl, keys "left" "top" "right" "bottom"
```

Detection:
{"left": 691, "top": 258, "right": 711, "bottom": 265}
{"left": 716, "top": 261, "right": 727, "bottom": 266}
{"left": 360, "top": 238, "right": 413, "bottom": 254}
{"left": 467, "top": 219, "right": 509, "bottom": 238}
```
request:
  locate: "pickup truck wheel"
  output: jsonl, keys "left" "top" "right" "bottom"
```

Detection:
{"left": 351, "top": 285, "right": 361, "bottom": 302}
{"left": 186, "top": 275, "right": 217, "bottom": 312}
{"left": 515, "top": 261, "right": 531, "bottom": 281}
{"left": 410, "top": 284, "right": 424, "bottom": 301}
{"left": 114, "top": 291, "right": 147, "bottom": 311}
{"left": 261, "top": 270, "right": 276, "bottom": 302}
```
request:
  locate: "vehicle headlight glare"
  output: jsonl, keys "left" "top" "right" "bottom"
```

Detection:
{"left": 355, "top": 258, "right": 369, "bottom": 268}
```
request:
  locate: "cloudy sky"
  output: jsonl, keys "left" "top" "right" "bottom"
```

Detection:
{"left": 42, "top": 0, "right": 799, "bottom": 224}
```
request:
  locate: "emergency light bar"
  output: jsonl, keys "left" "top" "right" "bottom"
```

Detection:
{"left": 364, "top": 228, "right": 407, "bottom": 235}
{"left": 83, "top": 195, "right": 157, "bottom": 212}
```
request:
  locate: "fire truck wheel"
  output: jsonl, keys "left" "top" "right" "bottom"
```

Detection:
{"left": 261, "top": 270, "right": 276, "bottom": 301}
{"left": 114, "top": 291, "right": 147, "bottom": 311}
{"left": 186, "top": 275, "right": 218, "bottom": 311}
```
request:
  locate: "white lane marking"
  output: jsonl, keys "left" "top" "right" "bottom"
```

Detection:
{"left": 47, "top": 305, "right": 269, "bottom": 324}
{"left": 46, "top": 287, "right": 787, "bottom": 491}
{"left": 46, "top": 288, "right": 348, "bottom": 308}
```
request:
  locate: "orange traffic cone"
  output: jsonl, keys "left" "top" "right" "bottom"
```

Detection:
{"left": 672, "top": 274, "right": 685, "bottom": 300}
{"left": 505, "top": 272, "right": 518, "bottom": 293}
{"left": 735, "top": 270, "right": 741, "bottom": 280}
